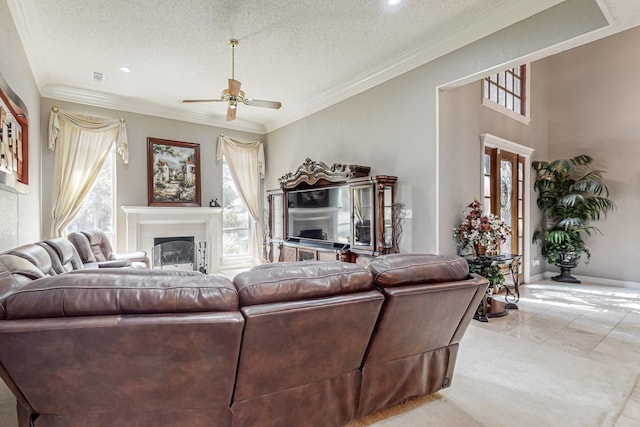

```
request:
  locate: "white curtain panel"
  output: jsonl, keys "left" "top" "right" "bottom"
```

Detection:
{"left": 216, "top": 135, "right": 264, "bottom": 264}
{"left": 48, "top": 108, "right": 128, "bottom": 237}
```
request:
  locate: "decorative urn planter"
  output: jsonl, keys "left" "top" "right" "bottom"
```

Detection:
{"left": 552, "top": 251, "right": 581, "bottom": 283}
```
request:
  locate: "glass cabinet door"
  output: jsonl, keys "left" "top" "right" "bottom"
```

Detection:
{"left": 271, "top": 193, "right": 284, "bottom": 239}
{"left": 383, "top": 185, "right": 393, "bottom": 250}
{"left": 352, "top": 185, "right": 374, "bottom": 249}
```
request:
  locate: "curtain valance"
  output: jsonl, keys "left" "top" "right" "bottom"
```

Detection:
{"left": 48, "top": 107, "right": 129, "bottom": 163}
{"left": 216, "top": 134, "right": 264, "bottom": 178}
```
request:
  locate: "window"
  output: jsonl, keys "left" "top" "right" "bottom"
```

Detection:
{"left": 483, "top": 64, "right": 529, "bottom": 123}
{"left": 66, "top": 146, "right": 116, "bottom": 242}
{"left": 222, "top": 157, "right": 252, "bottom": 261}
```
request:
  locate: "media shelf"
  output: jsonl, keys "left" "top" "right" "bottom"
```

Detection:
{"left": 267, "top": 158, "right": 397, "bottom": 264}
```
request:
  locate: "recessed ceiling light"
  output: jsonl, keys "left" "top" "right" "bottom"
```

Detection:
{"left": 388, "top": 0, "right": 402, "bottom": 5}
{"left": 120, "top": 66, "right": 131, "bottom": 73}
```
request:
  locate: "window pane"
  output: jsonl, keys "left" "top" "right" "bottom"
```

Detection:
{"left": 222, "top": 158, "right": 251, "bottom": 258}
{"left": 223, "top": 206, "right": 249, "bottom": 229}
{"left": 483, "top": 65, "right": 526, "bottom": 118}
{"left": 483, "top": 198, "right": 491, "bottom": 214}
{"left": 484, "top": 176, "right": 491, "bottom": 197}
{"left": 223, "top": 229, "right": 249, "bottom": 256}
{"left": 484, "top": 153, "right": 491, "bottom": 175}
{"left": 500, "top": 160, "right": 513, "bottom": 222}
{"left": 67, "top": 148, "right": 114, "bottom": 235}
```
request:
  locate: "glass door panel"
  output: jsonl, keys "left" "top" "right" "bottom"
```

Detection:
{"left": 271, "top": 193, "right": 283, "bottom": 239}
{"left": 383, "top": 186, "right": 393, "bottom": 248}
{"left": 352, "top": 185, "right": 373, "bottom": 249}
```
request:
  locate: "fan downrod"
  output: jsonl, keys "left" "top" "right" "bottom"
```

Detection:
{"left": 229, "top": 39, "right": 238, "bottom": 80}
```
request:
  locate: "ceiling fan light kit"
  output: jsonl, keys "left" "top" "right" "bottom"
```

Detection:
{"left": 182, "top": 39, "right": 282, "bottom": 121}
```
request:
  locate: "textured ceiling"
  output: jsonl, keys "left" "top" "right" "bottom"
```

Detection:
{"left": 5, "top": 0, "right": 639, "bottom": 133}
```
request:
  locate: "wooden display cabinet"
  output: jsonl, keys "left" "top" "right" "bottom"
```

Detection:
{"left": 0, "top": 71, "right": 29, "bottom": 194}
{"left": 267, "top": 158, "right": 397, "bottom": 264}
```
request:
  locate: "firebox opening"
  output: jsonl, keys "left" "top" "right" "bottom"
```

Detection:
{"left": 152, "top": 236, "right": 196, "bottom": 270}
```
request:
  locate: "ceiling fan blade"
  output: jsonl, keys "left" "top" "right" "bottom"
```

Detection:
{"left": 228, "top": 79, "right": 241, "bottom": 97}
{"left": 182, "top": 99, "right": 224, "bottom": 103}
{"left": 243, "top": 98, "right": 282, "bottom": 109}
{"left": 226, "top": 107, "right": 236, "bottom": 121}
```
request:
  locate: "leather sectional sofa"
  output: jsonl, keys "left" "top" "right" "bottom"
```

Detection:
{"left": 0, "top": 239, "right": 487, "bottom": 427}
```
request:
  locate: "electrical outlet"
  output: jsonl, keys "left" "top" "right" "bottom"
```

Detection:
{"left": 532, "top": 258, "right": 540, "bottom": 266}
{"left": 405, "top": 209, "right": 413, "bottom": 219}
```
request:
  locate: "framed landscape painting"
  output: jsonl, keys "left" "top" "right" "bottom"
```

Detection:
{"left": 147, "top": 137, "right": 201, "bottom": 206}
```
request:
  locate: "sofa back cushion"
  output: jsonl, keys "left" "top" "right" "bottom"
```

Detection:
{"left": 39, "top": 238, "right": 83, "bottom": 273}
{"left": 67, "top": 231, "right": 97, "bottom": 264}
{"left": 4, "top": 272, "right": 239, "bottom": 319}
{"left": 82, "top": 229, "right": 113, "bottom": 262}
{"left": 368, "top": 253, "right": 469, "bottom": 287}
{"left": 233, "top": 261, "right": 373, "bottom": 306}
{"left": 6, "top": 244, "right": 56, "bottom": 277}
{"left": 0, "top": 254, "right": 46, "bottom": 319}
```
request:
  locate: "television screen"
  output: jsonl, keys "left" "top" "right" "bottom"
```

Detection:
{"left": 287, "top": 186, "right": 350, "bottom": 244}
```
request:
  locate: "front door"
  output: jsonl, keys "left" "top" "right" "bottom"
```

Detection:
{"left": 484, "top": 146, "right": 524, "bottom": 283}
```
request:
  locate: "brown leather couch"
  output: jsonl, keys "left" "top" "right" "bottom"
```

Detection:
{"left": 0, "top": 241, "right": 487, "bottom": 427}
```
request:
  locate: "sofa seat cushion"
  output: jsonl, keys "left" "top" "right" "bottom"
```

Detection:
{"left": 368, "top": 254, "right": 469, "bottom": 288}
{"left": 233, "top": 261, "right": 373, "bottom": 306}
{"left": 4, "top": 272, "right": 238, "bottom": 319}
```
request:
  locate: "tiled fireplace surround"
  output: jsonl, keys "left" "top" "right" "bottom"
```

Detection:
{"left": 121, "top": 206, "right": 223, "bottom": 273}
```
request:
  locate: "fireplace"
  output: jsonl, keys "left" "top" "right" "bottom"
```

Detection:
{"left": 121, "top": 206, "right": 222, "bottom": 273}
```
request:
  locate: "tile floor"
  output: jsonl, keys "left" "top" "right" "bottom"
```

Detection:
{"left": 477, "top": 279, "right": 640, "bottom": 426}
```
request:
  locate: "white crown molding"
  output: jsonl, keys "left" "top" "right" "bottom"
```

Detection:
{"left": 42, "top": 85, "right": 266, "bottom": 134}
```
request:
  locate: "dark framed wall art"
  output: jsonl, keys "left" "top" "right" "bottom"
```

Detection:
{"left": 147, "top": 137, "right": 201, "bottom": 206}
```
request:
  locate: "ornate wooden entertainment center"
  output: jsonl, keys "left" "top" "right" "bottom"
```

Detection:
{"left": 267, "top": 158, "right": 397, "bottom": 264}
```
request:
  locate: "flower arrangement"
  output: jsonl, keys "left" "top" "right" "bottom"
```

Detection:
{"left": 453, "top": 199, "right": 511, "bottom": 254}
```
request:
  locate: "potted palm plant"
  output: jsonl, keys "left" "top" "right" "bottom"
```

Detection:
{"left": 532, "top": 154, "right": 614, "bottom": 283}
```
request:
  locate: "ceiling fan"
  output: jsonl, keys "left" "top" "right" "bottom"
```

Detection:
{"left": 182, "top": 39, "right": 282, "bottom": 121}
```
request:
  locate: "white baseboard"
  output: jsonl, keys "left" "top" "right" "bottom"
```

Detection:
{"left": 527, "top": 271, "right": 640, "bottom": 290}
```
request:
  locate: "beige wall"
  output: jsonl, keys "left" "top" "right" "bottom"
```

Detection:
{"left": 39, "top": 98, "right": 263, "bottom": 252}
{"left": 0, "top": 0, "right": 41, "bottom": 251}
{"left": 540, "top": 26, "right": 640, "bottom": 283}
{"left": 438, "top": 60, "right": 550, "bottom": 277}
{"left": 266, "top": 0, "right": 607, "bottom": 256}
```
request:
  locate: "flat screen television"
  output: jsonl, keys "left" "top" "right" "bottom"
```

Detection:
{"left": 286, "top": 186, "right": 350, "bottom": 244}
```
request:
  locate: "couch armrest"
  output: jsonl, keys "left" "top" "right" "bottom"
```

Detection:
{"left": 110, "top": 251, "right": 148, "bottom": 263}
{"left": 98, "top": 259, "right": 132, "bottom": 268}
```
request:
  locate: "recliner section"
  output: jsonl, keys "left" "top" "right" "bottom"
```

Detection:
{"left": 0, "top": 243, "right": 488, "bottom": 427}
{"left": 67, "top": 229, "right": 150, "bottom": 269}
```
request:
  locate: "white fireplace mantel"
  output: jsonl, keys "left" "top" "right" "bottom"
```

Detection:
{"left": 121, "top": 206, "right": 223, "bottom": 273}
